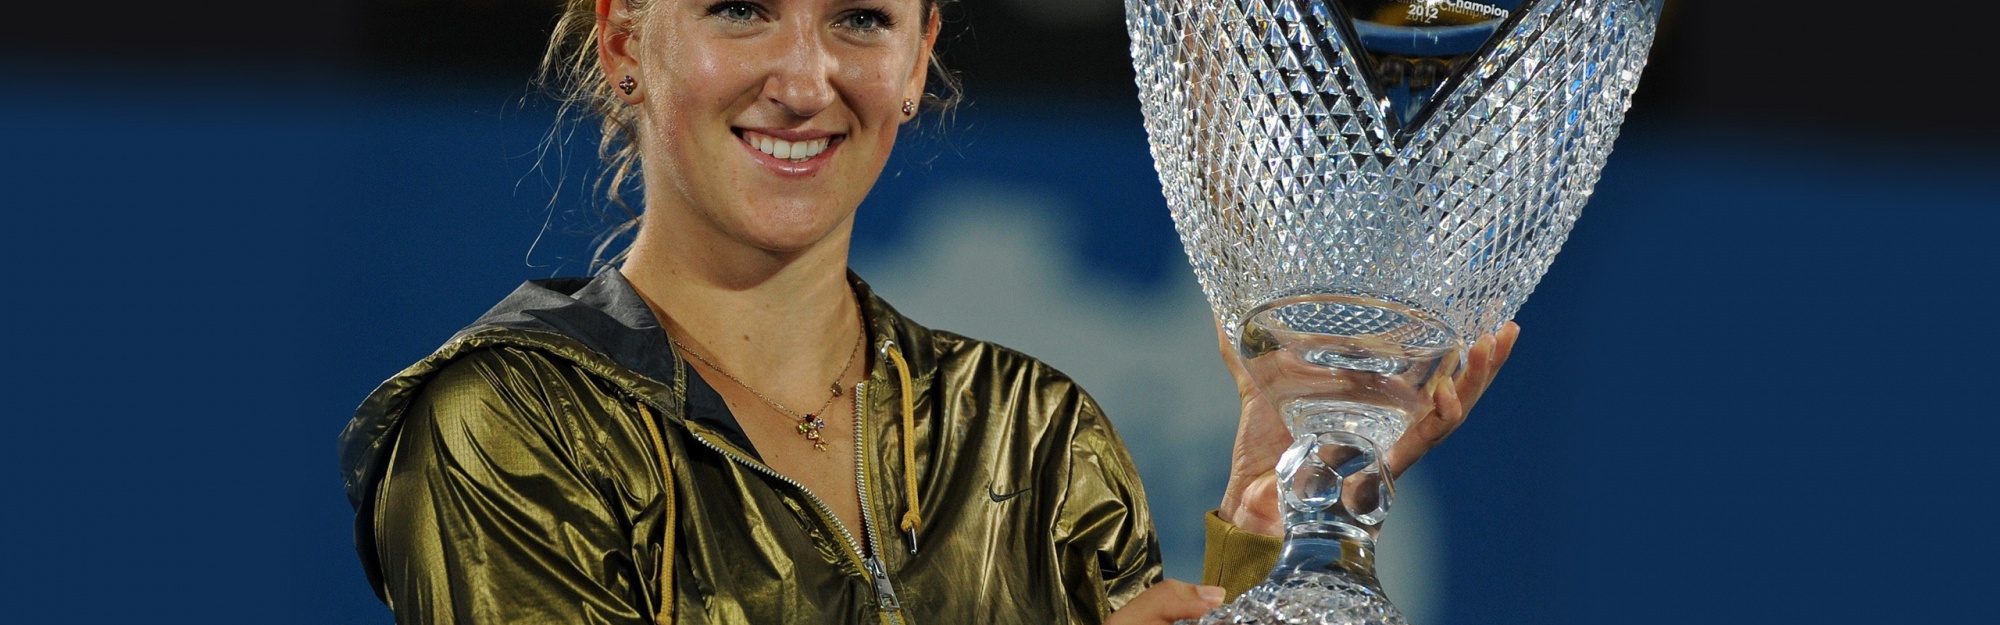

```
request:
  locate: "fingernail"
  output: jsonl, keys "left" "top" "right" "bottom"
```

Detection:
{"left": 1197, "top": 585, "right": 1225, "bottom": 605}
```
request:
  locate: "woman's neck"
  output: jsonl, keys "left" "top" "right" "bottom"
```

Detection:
{"left": 618, "top": 220, "right": 864, "bottom": 408}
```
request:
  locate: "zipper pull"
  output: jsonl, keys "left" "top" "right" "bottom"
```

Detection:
{"left": 863, "top": 555, "right": 902, "bottom": 612}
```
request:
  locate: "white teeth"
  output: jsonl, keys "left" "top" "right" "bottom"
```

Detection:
{"left": 745, "top": 131, "right": 830, "bottom": 162}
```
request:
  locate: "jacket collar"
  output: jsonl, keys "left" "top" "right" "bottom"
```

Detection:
{"left": 340, "top": 268, "right": 937, "bottom": 508}
{"left": 443, "top": 268, "right": 937, "bottom": 396}
{"left": 448, "top": 270, "right": 682, "bottom": 387}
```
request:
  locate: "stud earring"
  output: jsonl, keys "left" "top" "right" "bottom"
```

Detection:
{"left": 619, "top": 75, "right": 637, "bottom": 95}
{"left": 902, "top": 99, "right": 915, "bottom": 116}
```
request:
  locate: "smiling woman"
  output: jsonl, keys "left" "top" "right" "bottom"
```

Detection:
{"left": 536, "top": 0, "right": 962, "bottom": 269}
{"left": 589, "top": 0, "right": 938, "bottom": 259}
{"left": 334, "top": 1, "right": 1508, "bottom": 624}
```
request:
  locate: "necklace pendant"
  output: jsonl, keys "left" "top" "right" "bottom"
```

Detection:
{"left": 798, "top": 414, "right": 826, "bottom": 432}
{"left": 797, "top": 413, "right": 828, "bottom": 449}
{"left": 801, "top": 417, "right": 828, "bottom": 451}
{"left": 832, "top": 382, "right": 843, "bottom": 397}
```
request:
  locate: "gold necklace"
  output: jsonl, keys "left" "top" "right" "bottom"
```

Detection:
{"left": 669, "top": 320, "right": 864, "bottom": 452}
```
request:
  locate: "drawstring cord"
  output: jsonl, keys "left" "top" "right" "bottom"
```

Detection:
{"left": 635, "top": 402, "right": 677, "bottom": 625}
{"left": 882, "top": 341, "right": 923, "bottom": 551}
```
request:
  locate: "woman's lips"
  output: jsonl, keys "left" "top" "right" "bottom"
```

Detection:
{"left": 737, "top": 128, "right": 844, "bottom": 175}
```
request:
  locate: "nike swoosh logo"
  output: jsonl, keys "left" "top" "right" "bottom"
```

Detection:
{"left": 988, "top": 483, "right": 1031, "bottom": 503}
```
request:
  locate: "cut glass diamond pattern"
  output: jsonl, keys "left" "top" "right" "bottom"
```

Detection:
{"left": 1188, "top": 571, "right": 1408, "bottom": 625}
{"left": 1127, "top": 0, "right": 1659, "bottom": 346}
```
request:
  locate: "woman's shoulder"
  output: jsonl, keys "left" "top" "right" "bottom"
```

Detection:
{"left": 356, "top": 344, "right": 618, "bottom": 466}
{"left": 411, "top": 344, "right": 595, "bottom": 410}
{"left": 911, "top": 327, "right": 1121, "bottom": 442}
{"left": 924, "top": 328, "right": 1090, "bottom": 395}
{"left": 339, "top": 332, "right": 652, "bottom": 507}
{"left": 347, "top": 272, "right": 682, "bottom": 450}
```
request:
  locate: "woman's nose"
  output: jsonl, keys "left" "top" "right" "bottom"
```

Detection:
{"left": 762, "top": 25, "right": 837, "bottom": 118}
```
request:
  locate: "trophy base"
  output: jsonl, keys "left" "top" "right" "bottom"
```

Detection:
{"left": 1179, "top": 523, "right": 1409, "bottom": 625}
{"left": 1180, "top": 569, "right": 1408, "bottom": 625}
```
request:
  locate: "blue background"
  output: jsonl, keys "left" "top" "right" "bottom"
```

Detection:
{"left": 5, "top": 6, "right": 1999, "bottom": 621}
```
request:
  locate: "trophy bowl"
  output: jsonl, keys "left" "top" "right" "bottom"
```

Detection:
{"left": 1123, "top": 1, "right": 1664, "bottom": 622}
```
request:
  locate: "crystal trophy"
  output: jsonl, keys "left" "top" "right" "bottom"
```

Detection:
{"left": 1124, "top": 1, "right": 1662, "bottom": 622}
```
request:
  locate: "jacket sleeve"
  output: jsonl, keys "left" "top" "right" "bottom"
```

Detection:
{"left": 1202, "top": 509, "right": 1282, "bottom": 600}
{"left": 372, "top": 348, "right": 651, "bottom": 624}
{"left": 1053, "top": 390, "right": 1165, "bottom": 621}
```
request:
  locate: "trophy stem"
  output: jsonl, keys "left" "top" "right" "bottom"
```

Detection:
{"left": 1269, "top": 403, "right": 1401, "bottom": 587}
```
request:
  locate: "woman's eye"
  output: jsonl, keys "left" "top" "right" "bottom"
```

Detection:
{"left": 840, "top": 10, "right": 892, "bottom": 32}
{"left": 709, "top": 2, "right": 758, "bottom": 22}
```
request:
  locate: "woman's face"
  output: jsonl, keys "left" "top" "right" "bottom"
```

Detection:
{"left": 612, "top": 0, "right": 934, "bottom": 255}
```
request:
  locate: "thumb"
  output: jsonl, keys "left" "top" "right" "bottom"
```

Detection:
{"left": 1107, "top": 580, "right": 1224, "bottom": 625}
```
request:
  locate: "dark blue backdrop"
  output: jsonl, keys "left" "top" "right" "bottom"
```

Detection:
{"left": 4, "top": 70, "right": 1995, "bottom": 623}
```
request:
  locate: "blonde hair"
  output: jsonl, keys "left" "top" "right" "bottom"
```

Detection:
{"left": 535, "top": 0, "right": 961, "bottom": 273}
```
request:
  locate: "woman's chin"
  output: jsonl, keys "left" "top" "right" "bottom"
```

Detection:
{"left": 732, "top": 218, "right": 852, "bottom": 257}
{"left": 665, "top": 189, "right": 861, "bottom": 260}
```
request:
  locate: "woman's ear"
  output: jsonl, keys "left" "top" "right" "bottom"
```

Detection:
{"left": 905, "top": 7, "right": 942, "bottom": 109}
{"left": 597, "top": 0, "right": 643, "bottom": 104}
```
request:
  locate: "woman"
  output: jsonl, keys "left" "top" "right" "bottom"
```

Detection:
{"left": 336, "top": 0, "right": 1516, "bottom": 623}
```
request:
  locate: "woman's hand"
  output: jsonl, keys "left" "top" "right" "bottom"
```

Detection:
{"left": 1214, "top": 321, "right": 1521, "bottom": 536}
{"left": 1105, "top": 580, "right": 1224, "bottom": 625}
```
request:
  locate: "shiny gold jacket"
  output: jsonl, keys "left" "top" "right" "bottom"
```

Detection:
{"left": 338, "top": 272, "right": 1173, "bottom": 624}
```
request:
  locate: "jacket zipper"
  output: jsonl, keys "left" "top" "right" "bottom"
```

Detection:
{"left": 680, "top": 381, "right": 904, "bottom": 625}
{"left": 854, "top": 380, "right": 906, "bottom": 624}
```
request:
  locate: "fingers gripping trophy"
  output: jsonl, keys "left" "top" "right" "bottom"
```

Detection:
{"left": 1124, "top": 0, "right": 1664, "bottom": 622}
